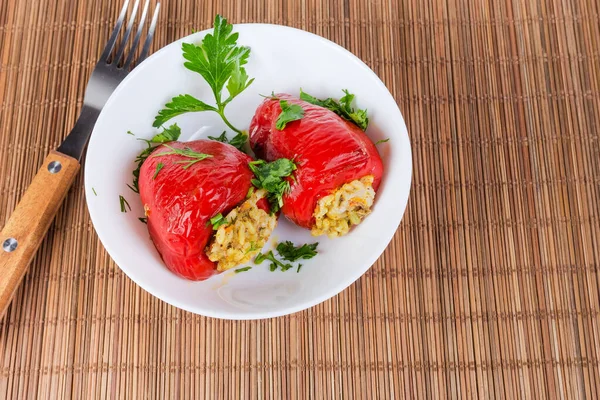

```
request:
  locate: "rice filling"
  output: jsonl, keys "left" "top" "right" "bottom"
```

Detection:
{"left": 206, "top": 189, "right": 276, "bottom": 272}
{"left": 311, "top": 175, "right": 375, "bottom": 238}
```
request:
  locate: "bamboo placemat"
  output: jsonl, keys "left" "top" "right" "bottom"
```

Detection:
{"left": 1, "top": 0, "right": 599, "bottom": 398}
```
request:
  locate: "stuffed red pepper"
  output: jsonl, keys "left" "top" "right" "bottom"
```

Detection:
{"left": 249, "top": 93, "right": 384, "bottom": 238}
{"left": 139, "top": 140, "right": 276, "bottom": 280}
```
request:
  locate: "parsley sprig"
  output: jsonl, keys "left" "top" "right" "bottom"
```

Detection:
{"left": 248, "top": 159, "right": 296, "bottom": 213}
{"left": 153, "top": 15, "right": 253, "bottom": 144}
{"left": 299, "top": 89, "right": 369, "bottom": 130}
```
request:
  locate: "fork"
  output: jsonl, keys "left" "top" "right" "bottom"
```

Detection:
{"left": 0, "top": 0, "right": 160, "bottom": 317}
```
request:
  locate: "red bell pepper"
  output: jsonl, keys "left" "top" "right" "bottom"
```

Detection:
{"left": 249, "top": 94, "right": 384, "bottom": 230}
{"left": 139, "top": 140, "right": 268, "bottom": 281}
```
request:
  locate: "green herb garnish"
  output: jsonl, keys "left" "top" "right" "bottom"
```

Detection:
{"left": 149, "top": 124, "right": 182, "bottom": 143}
{"left": 209, "top": 213, "right": 228, "bottom": 230}
{"left": 299, "top": 89, "right": 369, "bottom": 130}
{"left": 153, "top": 162, "right": 164, "bottom": 179}
{"left": 259, "top": 91, "right": 278, "bottom": 100}
{"left": 275, "top": 100, "right": 304, "bottom": 130}
{"left": 248, "top": 159, "right": 296, "bottom": 213}
{"left": 276, "top": 241, "right": 319, "bottom": 262}
{"left": 207, "top": 130, "right": 248, "bottom": 151}
{"left": 245, "top": 242, "right": 260, "bottom": 254}
{"left": 139, "top": 217, "right": 148, "bottom": 224}
{"left": 92, "top": 187, "right": 97, "bottom": 196}
{"left": 119, "top": 195, "right": 131, "bottom": 213}
{"left": 130, "top": 123, "right": 182, "bottom": 193}
{"left": 375, "top": 138, "right": 389, "bottom": 145}
{"left": 153, "top": 15, "right": 254, "bottom": 137}
{"left": 152, "top": 145, "right": 213, "bottom": 169}
{"left": 254, "top": 250, "right": 294, "bottom": 271}
{"left": 297, "top": 264, "right": 302, "bottom": 273}
{"left": 234, "top": 266, "right": 252, "bottom": 273}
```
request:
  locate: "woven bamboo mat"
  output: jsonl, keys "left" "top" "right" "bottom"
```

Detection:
{"left": 1, "top": 0, "right": 599, "bottom": 398}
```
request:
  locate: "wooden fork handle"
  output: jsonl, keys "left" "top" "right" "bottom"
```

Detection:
{"left": 0, "top": 151, "right": 79, "bottom": 317}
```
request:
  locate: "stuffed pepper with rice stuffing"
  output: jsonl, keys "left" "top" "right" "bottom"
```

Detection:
{"left": 249, "top": 92, "right": 383, "bottom": 238}
{"left": 139, "top": 140, "right": 278, "bottom": 280}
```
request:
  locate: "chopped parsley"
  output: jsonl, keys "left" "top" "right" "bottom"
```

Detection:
{"left": 254, "top": 241, "right": 317, "bottom": 272}
{"left": 234, "top": 266, "right": 252, "bottom": 273}
{"left": 248, "top": 159, "right": 296, "bottom": 213}
{"left": 153, "top": 15, "right": 254, "bottom": 137}
{"left": 375, "top": 138, "right": 389, "bottom": 145}
{"left": 254, "top": 250, "right": 293, "bottom": 271}
{"left": 276, "top": 241, "right": 319, "bottom": 262}
{"left": 152, "top": 145, "right": 213, "bottom": 170}
{"left": 92, "top": 187, "right": 97, "bottom": 196}
{"left": 148, "top": 124, "right": 182, "bottom": 143}
{"left": 138, "top": 217, "right": 148, "bottom": 224}
{"left": 129, "top": 123, "right": 182, "bottom": 193}
{"left": 153, "top": 162, "right": 164, "bottom": 179}
{"left": 244, "top": 242, "right": 261, "bottom": 255}
{"left": 299, "top": 89, "right": 369, "bottom": 130}
{"left": 275, "top": 100, "right": 304, "bottom": 130}
{"left": 119, "top": 195, "right": 131, "bottom": 213}
{"left": 209, "top": 213, "right": 228, "bottom": 230}
{"left": 208, "top": 130, "right": 248, "bottom": 151}
{"left": 126, "top": 130, "right": 135, "bottom": 136}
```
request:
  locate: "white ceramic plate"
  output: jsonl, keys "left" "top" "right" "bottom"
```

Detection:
{"left": 85, "top": 24, "right": 411, "bottom": 319}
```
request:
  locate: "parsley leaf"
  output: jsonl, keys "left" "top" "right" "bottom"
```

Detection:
{"left": 207, "top": 131, "right": 228, "bottom": 142}
{"left": 153, "top": 162, "right": 164, "bottom": 179}
{"left": 234, "top": 266, "right": 252, "bottom": 273}
{"left": 139, "top": 217, "right": 148, "bottom": 224}
{"left": 248, "top": 159, "right": 296, "bottom": 213}
{"left": 181, "top": 15, "right": 251, "bottom": 103}
{"left": 153, "top": 95, "right": 216, "bottom": 128}
{"left": 152, "top": 145, "right": 213, "bottom": 170}
{"left": 275, "top": 100, "right": 304, "bottom": 130}
{"left": 119, "top": 195, "right": 131, "bottom": 213}
{"left": 299, "top": 89, "right": 369, "bottom": 130}
{"left": 225, "top": 60, "right": 255, "bottom": 104}
{"left": 149, "top": 123, "right": 182, "bottom": 143}
{"left": 209, "top": 213, "right": 228, "bottom": 230}
{"left": 130, "top": 124, "right": 182, "bottom": 193}
{"left": 276, "top": 241, "right": 319, "bottom": 262}
{"left": 154, "top": 15, "right": 253, "bottom": 135}
{"left": 375, "top": 138, "right": 389, "bottom": 145}
{"left": 208, "top": 130, "right": 248, "bottom": 151}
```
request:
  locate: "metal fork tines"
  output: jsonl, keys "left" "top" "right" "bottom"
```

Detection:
{"left": 57, "top": 0, "right": 160, "bottom": 160}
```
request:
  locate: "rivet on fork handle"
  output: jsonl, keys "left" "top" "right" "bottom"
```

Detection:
{"left": 47, "top": 161, "right": 62, "bottom": 174}
{"left": 2, "top": 238, "right": 18, "bottom": 253}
